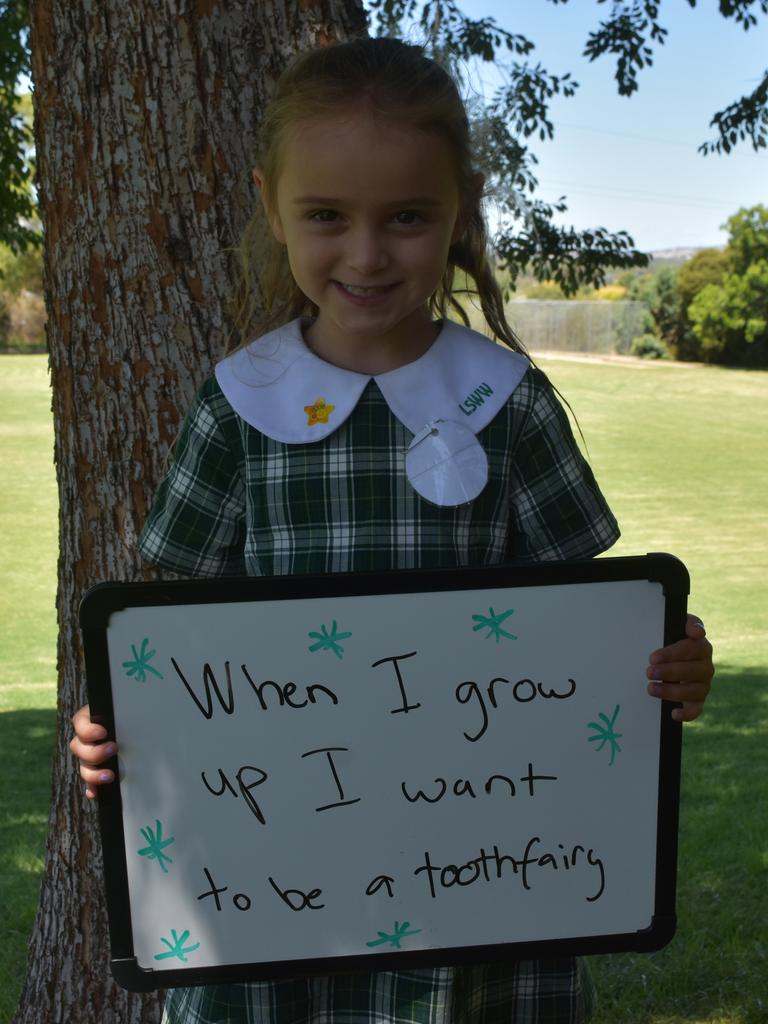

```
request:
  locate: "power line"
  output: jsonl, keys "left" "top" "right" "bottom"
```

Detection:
{"left": 552, "top": 120, "right": 768, "bottom": 160}
{"left": 537, "top": 178, "right": 745, "bottom": 210}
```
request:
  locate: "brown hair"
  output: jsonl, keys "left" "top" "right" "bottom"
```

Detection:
{"left": 231, "top": 37, "right": 528, "bottom": 358}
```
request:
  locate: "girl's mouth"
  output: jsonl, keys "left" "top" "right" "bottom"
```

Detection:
{"left": 334, "top": 281, "right": 398, "bottom": 304}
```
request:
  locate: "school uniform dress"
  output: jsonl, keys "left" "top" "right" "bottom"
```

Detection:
{"left": 139, "top": 318, "right": 619, "bottom": 1024}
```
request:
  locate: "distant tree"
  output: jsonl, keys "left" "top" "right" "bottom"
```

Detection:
{"left": 725, "top": 204, "right": 768, "bottom": 272}
{"left": 649, "top": 267, "right": 681, "bottom": 346}
{"left": 622, "top": 265, "right": 679, "bottom": 347}
{"left": 674, "top": 247, "right": 730, "bottom": 359}
{"left": 685, "top": 205, "right": 768, "bottom": 366}
{"left": 688, "top": 261, "right": 768, "bottom": 366}
{"left": 676, "top": 248, "right": 731, "bottom": 313}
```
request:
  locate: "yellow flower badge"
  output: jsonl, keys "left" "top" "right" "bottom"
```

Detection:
{"left": 304, "top": 398, "right": 335, "bottom": 427}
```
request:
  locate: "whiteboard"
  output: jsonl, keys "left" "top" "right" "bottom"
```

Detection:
{"left": 81, "top": 555, "right": 686, "bottom": 992}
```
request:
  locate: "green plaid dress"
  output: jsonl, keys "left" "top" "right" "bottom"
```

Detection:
{"left": 140, "top": 365, "right": 619, "bottom": 1024}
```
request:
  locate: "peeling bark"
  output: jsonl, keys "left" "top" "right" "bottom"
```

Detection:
{"left": 17, "top": 3, "right": 367, "bottom": 1021}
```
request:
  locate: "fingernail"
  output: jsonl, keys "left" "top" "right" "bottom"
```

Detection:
{"left": 105, "top": 745, "right": 115, "bottom": 756}
{"left": 99, "top": 772, "right": 111, "bottom": 783}
{"left": 649, "top": 683, "right": 663, "bottom": 696}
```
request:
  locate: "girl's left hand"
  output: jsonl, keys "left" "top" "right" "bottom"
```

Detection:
{"left": 646, "top": 613, "right": 714, "bottom": 722}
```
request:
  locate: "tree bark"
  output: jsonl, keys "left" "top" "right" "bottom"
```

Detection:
{"left": 17, "top": 2, "right": 367, "bottom": 1021}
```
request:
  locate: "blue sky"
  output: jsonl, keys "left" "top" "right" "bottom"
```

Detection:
{"left": 441, "top": 1, "right": 767, "bottom": 252}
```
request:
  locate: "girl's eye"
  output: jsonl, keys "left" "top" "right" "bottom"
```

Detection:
{"left": 393, "top": 210, "right": 423, "bottom": 225}
{"left": 309, "top": 210, "right": 339, "bottom": 223}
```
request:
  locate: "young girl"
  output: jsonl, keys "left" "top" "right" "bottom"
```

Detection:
{"left": 72, "top": 36, "right": 714, "bottom": 1024}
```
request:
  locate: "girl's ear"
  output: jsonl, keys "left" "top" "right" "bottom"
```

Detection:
{"left": 451, "top": 171, "right": 485, "bottom": 243}
{"left": 252, "top": 167, "right": 286, "bottom": 244}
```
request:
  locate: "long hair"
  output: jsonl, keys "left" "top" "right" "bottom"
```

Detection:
{"left": 230, "top": 37, "right": 528, "bottom": 358}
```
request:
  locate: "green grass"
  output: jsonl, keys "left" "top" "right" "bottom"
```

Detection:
{"left": 536, "top": 354, "right": 768, "bottom": 1024}
{"left": 0, "top": 356, "right": 58, "bottom": 703}
{"left": 1, "top": 353, "right": 766, "bottom": 1023}
{"left": 539, "top": 355, "right": 768, "bottom": 668}
{"left": 0, "top": 356, "right": 58, "bottom": 1021}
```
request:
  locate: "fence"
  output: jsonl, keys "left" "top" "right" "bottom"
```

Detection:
{"left": 504, "top": 300, "right": 648, "bottom": 355}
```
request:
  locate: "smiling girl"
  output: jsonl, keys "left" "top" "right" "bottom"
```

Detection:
{"left": 71, "top": 36, "right": 714, "bottom": 1024}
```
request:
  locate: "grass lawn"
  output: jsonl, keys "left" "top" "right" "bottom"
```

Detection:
{"left": 0, "top": 356, "right": 58, "bottom": 1021}
{"left": 535, "top": 353, "right": 768, "bottom": 1024}
{"left": 1, "top": 352, "right": 766, "bottom": 1023}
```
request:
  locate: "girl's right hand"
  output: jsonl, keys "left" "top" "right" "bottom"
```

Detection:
{"left": 70, "top": 704, "right": 118, "bottom": 800}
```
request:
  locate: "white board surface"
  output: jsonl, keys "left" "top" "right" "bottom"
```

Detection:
{"left": 83, "top": 559, "right": 685, "bottom": 989}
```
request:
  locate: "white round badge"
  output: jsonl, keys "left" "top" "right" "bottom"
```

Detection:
{"left": 405, "top": 419, "right": 489, "bottom": 507}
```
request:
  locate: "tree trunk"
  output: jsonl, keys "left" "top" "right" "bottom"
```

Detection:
{"left": 16, "top": 2, "right": 367, "bottom": 1021}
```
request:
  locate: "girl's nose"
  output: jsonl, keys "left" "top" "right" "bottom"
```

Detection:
{"left": 345, "top": 227, "right": 388, "bottom": 275}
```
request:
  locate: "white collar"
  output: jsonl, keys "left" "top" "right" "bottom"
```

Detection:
{"left": 215, "top": 318, "right": 529, "bottom": 444}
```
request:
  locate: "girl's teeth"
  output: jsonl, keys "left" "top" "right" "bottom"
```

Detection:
{"left": 341, "top": 283, "right": 387, "bottom": 296}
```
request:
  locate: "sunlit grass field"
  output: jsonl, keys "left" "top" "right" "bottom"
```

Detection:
{"left": 536, "top": 353, "right": 768, "bottom": 1024}
{"left": 1, "top": 353, "right": 766, "bottom": 1023}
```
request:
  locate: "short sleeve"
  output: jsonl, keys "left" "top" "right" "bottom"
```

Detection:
{"left": 138, "top": 379, "right": 247, "bottom": 577}
{"left": 507, "top": 369, "right": 620, "bottom": 561}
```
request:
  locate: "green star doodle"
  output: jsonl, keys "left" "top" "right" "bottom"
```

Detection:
{"left": 366, "top": 921, "right": 422, "bottom": 949}
{"left": 137, "top": 820, "right": 175, "bottom": 873}
{"left": 154, "top": 928, "right": 200, "bottom": 962}
{"left": 587, "top": 704, "right": 623, "bottom": 767}
{"left": 308, "top": 620, "right": 352, "bottom": 660}
{"left": 471, "top": 607, "right": 517, "bottom": 643}
{"left": 122, "top": 638, "right": 163, "bottom": 683}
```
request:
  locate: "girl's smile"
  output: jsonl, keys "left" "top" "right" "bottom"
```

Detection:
{"left": 333, "top": 280, "right": 400, "bottom": 305}
{"left": 259, "top": 109, "right": 464, "bottom": 374}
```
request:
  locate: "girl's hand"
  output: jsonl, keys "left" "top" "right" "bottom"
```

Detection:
{"left": 70, "top": 703, "right": 118, "bottom": 800}
{"left": 646, "top": 613, "right": 714, "bottom": 722}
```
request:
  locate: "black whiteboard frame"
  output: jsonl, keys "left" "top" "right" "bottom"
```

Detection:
{"left": 80, "top": 553, "right": 687, "bottom": 993}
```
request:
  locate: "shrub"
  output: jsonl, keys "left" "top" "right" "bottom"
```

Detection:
{"left": 523, "top": 280, "right": 567, "bottom": 300}
{"left": 0, "top": 290, "right": 46, "bottom": 352}
{"left": 593, "top": 284, "right": 628, "bottom": 301}
{"left": 630, "top": 333, "right": 670, "bottom": 359}
{"left": 0, "top": 243, "right": 43, "bottom": 294}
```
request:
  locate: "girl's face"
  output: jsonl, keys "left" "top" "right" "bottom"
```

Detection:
{"left": 258, "top": 109, "right": 465, "bottom": 373}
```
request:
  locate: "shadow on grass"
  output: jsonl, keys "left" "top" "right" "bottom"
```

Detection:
{"left": 591, "top": 662, "right": 768, "bottom": 1024}
{"left": 0, "top": 706, "right": 56, "bottom": 849}
{"left": 0, "top": 707, "right": 56, "bottom": 1024}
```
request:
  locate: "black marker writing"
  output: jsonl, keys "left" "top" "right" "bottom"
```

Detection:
{"left": 236, "top": 765, "right": 268, "bottom": 823}
{"left": 200, "top": 768, "right": 237, "bottom": 799}
{"left": 197, "top": 866, "right": 229, "bottom": 911}
{"left": 172, "top": 659, "right": 235, "bottom": 719}
{"left": 170, "top": 658, "right": 338, "bottom": 719}
{"left": 268, "top": 876, "right": 325, "bottom": 911}
{"left": 240, "top": 666, "right": 338, "bottom": 710}
{"left": 455, "top": 677, "right": 578, "bottom": 741}
{"left": 366, "top": 874, "right": 396, "bottom": 898}
{"left": 413, "top": 837, "right": 605, "bottom": 903}
{"left": 200, "top": 764, "right": 269, "bottom": 824}
{"left": 371, "top": 651, "right": 421, "bottom": 714}
{"left": 401, "top": 763, "right": 557, "bottom": 804}
{"left": 302, "top": 746, "right": 361, "bottom": 812}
